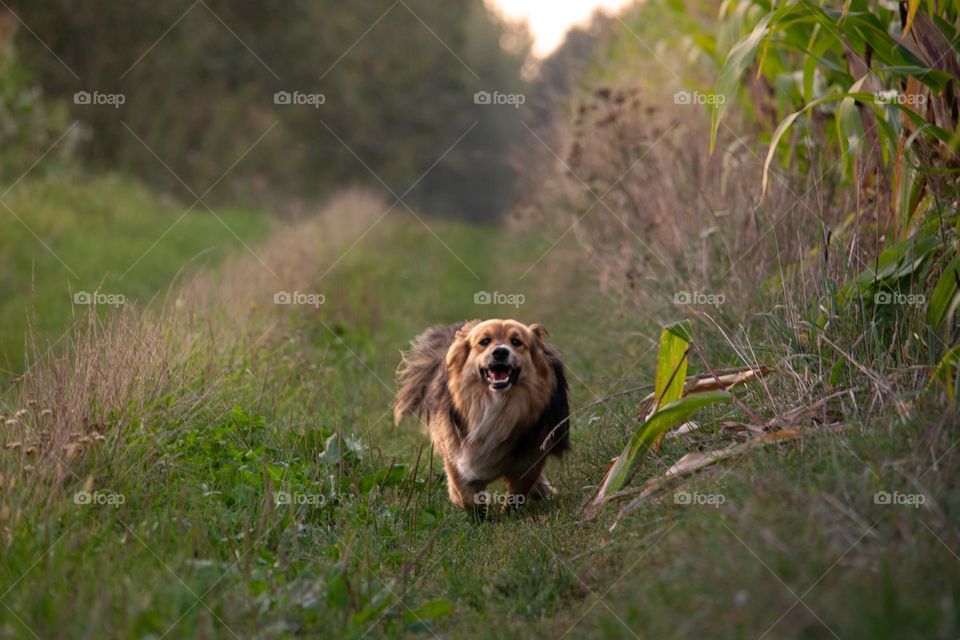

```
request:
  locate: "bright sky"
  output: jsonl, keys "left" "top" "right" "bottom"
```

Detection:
{"left": 486, "top": 0, "right": 635, "bottom": 57}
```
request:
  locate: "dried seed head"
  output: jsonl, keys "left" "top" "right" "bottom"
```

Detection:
{"left": 63, "top": 443, "right": 83, "bottom": 460}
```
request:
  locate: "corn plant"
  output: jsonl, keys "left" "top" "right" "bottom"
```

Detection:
{"left": 698, "top": 0, "right": 960, "bottom": 395}
{"left": 587, "top": 321, "right": 732, "bottom": 513}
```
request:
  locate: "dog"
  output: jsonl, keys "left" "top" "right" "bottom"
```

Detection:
{"left": 394, "top": 319, "right": 570, "bottom": 509}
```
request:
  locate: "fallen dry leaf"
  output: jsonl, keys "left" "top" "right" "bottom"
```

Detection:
{"left": 609, "top": 425, "right": 843, "bottom": 529}
{"left": 637, "top": 365, "right": 772, "bottom": 420}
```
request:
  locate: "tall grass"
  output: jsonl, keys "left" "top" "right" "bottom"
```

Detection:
{"left": 517, "top": 0, "right": 959, "bottom": 411}
{"left": 0, "top": 189, "right": 386, "bottom": 512}
{"left": 0, "top": 174, "right": 270, "bottom": 369}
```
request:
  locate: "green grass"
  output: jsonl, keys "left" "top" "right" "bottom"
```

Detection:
{"left": 0, "top": 172, "right": 269, "bottom": 373}
{"left": 0, "top": 205, "right": 956, "bottom": 639}
{"left": 3, "top": 0, "right": 957, "bottom": 635}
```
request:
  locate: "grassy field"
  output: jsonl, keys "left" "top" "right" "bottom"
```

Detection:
{"left": 2, "top": 0, "right": 959, "bottom": 637}
{"left": 0, "top": 173, "right": 269, "bottom": 374}
{"left": 0, "top": 185, "right": 956, "bottom": 639}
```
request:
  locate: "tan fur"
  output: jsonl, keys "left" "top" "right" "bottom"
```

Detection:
{"left": 395, "top": 319, "right": 570, "bottom": 510}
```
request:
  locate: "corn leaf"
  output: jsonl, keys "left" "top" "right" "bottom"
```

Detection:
{"left": 762, "top": 87, "right": 952, "bottom": 197}
{"left": 836, "top": 84, "right": 866, "bottom": 182}
{"left": 926, "top": 252, "right": 960, "bottom": 329}
{"left": 592, "top": 391, "right": 732, "bottom": 505}
{"left": 653, "top": 320, "right": 692, "bottom": 413}
{"left": 711, "top": 11, "right": 776, "bottom": 153}
{"left": 932, "top": 344, "right": 960, "bottom": 404}
{"left": 839, "top": 232, "right": 940, "bottom": 304}
{"left": 903, "top": 0, "right": 921, "bottom": 37}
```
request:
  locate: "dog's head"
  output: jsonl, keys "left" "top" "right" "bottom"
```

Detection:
{"left": 445, "top": 319, "right": 552, "bottom": 394}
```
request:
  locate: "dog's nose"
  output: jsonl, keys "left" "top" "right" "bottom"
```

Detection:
{"left": 492, "top": 347, "right": 510, "bottom": 361}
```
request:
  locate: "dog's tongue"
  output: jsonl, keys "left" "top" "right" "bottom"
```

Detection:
{"left": 491, "top": 369, "right": 510, "bottom": 382}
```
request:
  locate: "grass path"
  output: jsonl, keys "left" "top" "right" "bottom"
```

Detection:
{"left": 1, "top": 201, "right": 957, "bottom": 639}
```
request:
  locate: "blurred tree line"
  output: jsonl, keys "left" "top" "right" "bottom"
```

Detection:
{"left": 5, "top": 0, "right": 529, "bottom": 220}
{"left": 0, "top": 9, "right": 74, "bottom": 180}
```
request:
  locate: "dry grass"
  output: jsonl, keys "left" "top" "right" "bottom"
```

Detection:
{"left": 0, "top": 188, "right": 386, "bottom": 511}
{"left": 510, "top": 73, "right": 944, "bottom": 466}
{"left": 514, "top": 80, "right": 874, "bottom": 317}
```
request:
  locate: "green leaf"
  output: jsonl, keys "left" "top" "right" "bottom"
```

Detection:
{"left": 360, "top": 464, "right": 408, "bottom": 491}
{"left": 653, "top": 320, "right": 692, "bottom": 412}
{"left": 932, "top": 344, "right": 960, "bottom": 404}
{"left": 711, "top": 11, "right": 776, "bottom": 153}
{"left": 664, "top": 318, "right": 694, "bottom": 342}
{"left": 836, "top": 82, "right": 866, "bottom": 181}
{"left": 927, "top": 252, "right": 960, "bottom": 329}
{"left": 599, "top": 391, "right": 732, "bottom": 499}
{"left": 764, "top": 74, "right": 866, "bottom": 197}
{"left": 404, "top": 599, "right": 454, "bottom": 624}
{"left": 840, "top": 232, "right": 940, "bottom": 304}
{"left": 762, "top": 85, "right": 952, "bottom": 197}
{"left": 317, "top": 433, "right": 364, "bottom": 465}
{"left": 761, "top": 108, "right": 806, "bottom": 197}
{"left": 801, "top": 27, "right": 835, "bottom": 103}
{"left": 266, "top": 463, "right": 285, "bottom": 484}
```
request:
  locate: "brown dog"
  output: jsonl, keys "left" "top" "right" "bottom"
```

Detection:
{"left": 394, "top": 319, "right": 570, "bottom": 509}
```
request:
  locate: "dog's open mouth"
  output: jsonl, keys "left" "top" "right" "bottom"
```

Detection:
{"left": 480, "top": 364, "right": 519, "bottom": 390}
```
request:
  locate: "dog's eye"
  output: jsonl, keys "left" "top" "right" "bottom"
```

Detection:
{"left": 511, "top": 337, "right": 523, "bottom": 348}
{"left": 478, "top": 337, "right": 491, "bottom": 347}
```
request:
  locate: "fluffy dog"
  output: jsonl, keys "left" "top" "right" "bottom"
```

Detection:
{"left": 394, "top": 319, "right": 570, "bottom": 509}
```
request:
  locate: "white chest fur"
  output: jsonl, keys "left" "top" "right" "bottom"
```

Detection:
{"left": 455, "top": 393, "right": 518, "bottom": 482}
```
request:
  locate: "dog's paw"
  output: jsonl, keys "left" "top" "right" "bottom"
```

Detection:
{"left": 531, "top": 475, "right": 559, "bottom": 500}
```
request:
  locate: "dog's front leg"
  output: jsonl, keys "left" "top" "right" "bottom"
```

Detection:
{"left": 442, "top": 458, "right": 487, "bottom": 510}
{"left": 502, "top": 462, "right": 546, "bottom": 510}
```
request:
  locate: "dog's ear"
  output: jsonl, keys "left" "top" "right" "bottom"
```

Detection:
{"left": 529, "top": 323, "right": 548, "bottom": 340}
{"left": 445, "top": 320, "right": 479, "bottom": 372}
{"left": 528, "top": 323, "right": 553, "bottom": 378}
{"left": 454, "top": 319, "right": 480, "bottom": 341}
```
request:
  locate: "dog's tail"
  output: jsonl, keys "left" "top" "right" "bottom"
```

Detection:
{"left": 394, "top": 323, "right": 462, "bottom": 425}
